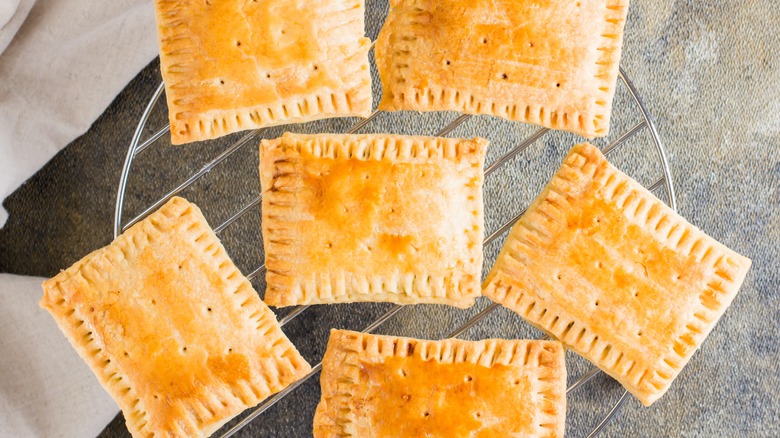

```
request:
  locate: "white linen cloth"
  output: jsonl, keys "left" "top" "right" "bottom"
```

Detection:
{"left": 0, "top": 273, "right": 118, "bottom": 437}
{"left": 0, "top": 0, "right": 159, "bottom": 227}
{"left": 0, "top": 0, "right": 159, "bottom": 435}
{"left": 0, "top": 0, "right": 32, "bottom": 55}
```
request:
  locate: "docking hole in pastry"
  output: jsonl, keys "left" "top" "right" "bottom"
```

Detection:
{"left": 260, "top": 133, "right": 487, "bottom": 308}
{"left": 40, "top": 197, "right": 311, "bottom": 437}
{"left": 314, "top": 330, "right": 567, "bottom": 437}
{"left": 154, "top": 0, "right": 373, "bottom": 144}
{"left": 482, "top": 143, "right": 752, "bottom": 406}
{"left": 375, "top": 0, "right": 630, "bottom": 138}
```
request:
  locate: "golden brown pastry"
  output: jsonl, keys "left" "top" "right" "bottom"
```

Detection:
{"left": 483, "top": 143, "right": 752, "bottom": 406}
{"left": 40, "top": 197, "right": 311, "bottom": 437}
{"left": 153, "top": 0, "right": 372, "bottom": 144}
{"left": 314, "top": 330, "right": 567, "bottom": 437}
{"left": 260, "top": 133, "right": 488, "bottom": 308}
{"left": 375, "top": 0, "right": 629, "bottom": 138}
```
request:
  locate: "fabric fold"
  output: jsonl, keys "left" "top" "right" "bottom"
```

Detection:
{"left": 0, "top": 0, "right": 158, "bottom": 227}
{"left": 0, "top": 273, "right": 118, "bottom": 437}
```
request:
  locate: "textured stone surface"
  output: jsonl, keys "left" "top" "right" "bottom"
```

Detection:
{"left": 1, "top": 1, "right": 777, "bottom": 436}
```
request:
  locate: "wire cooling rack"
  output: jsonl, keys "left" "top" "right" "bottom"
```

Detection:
{"left": 115, "top": 54, "right": 677, "bottom": 436}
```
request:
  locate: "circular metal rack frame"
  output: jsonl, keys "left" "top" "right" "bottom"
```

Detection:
{"left": 116, "top": 58, "right": 677, "bottom": 436}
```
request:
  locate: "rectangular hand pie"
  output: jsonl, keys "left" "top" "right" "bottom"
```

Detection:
{"left": 154, "top": 0, "right": 372, "bottom": 144}
{"left": 483, "top": 143, "right": 751, "bottom": 406}
{"left": 260, "top": 133, "right": 487, "bottom": 308}
{"left": 314, "top": 330, "right": 566, "bottom": 437}
{"left": 40, "top": 197, "right": 311, "bottom": 437}
{"left": 375, "top": 0, "right": 629, "bottom": 138}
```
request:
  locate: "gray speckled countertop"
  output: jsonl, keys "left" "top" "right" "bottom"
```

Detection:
{"left": 1, "top": 1, "right": 778, "bottom": 436}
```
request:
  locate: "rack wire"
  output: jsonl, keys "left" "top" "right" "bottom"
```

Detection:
{"left": 115, "top": 62, "right": 676, "bottom": 436}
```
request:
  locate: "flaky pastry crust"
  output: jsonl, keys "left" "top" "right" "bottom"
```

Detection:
{"left": 483, "top": 143, "right": 751, "bottom": 406}
{"left": 40, "top": 197, "right": 311, "bottom": 437}
{"left": 154, "top": 0, "right": 372, "bottom": 144}
{"left": 314, "top": 330, "right": 566, "bottom": 437}
{"left": 376, "top": 0, "right": 629, "bottom": 137}
{"left": 260, "top": 133, "right": 487, "bottom": 308}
